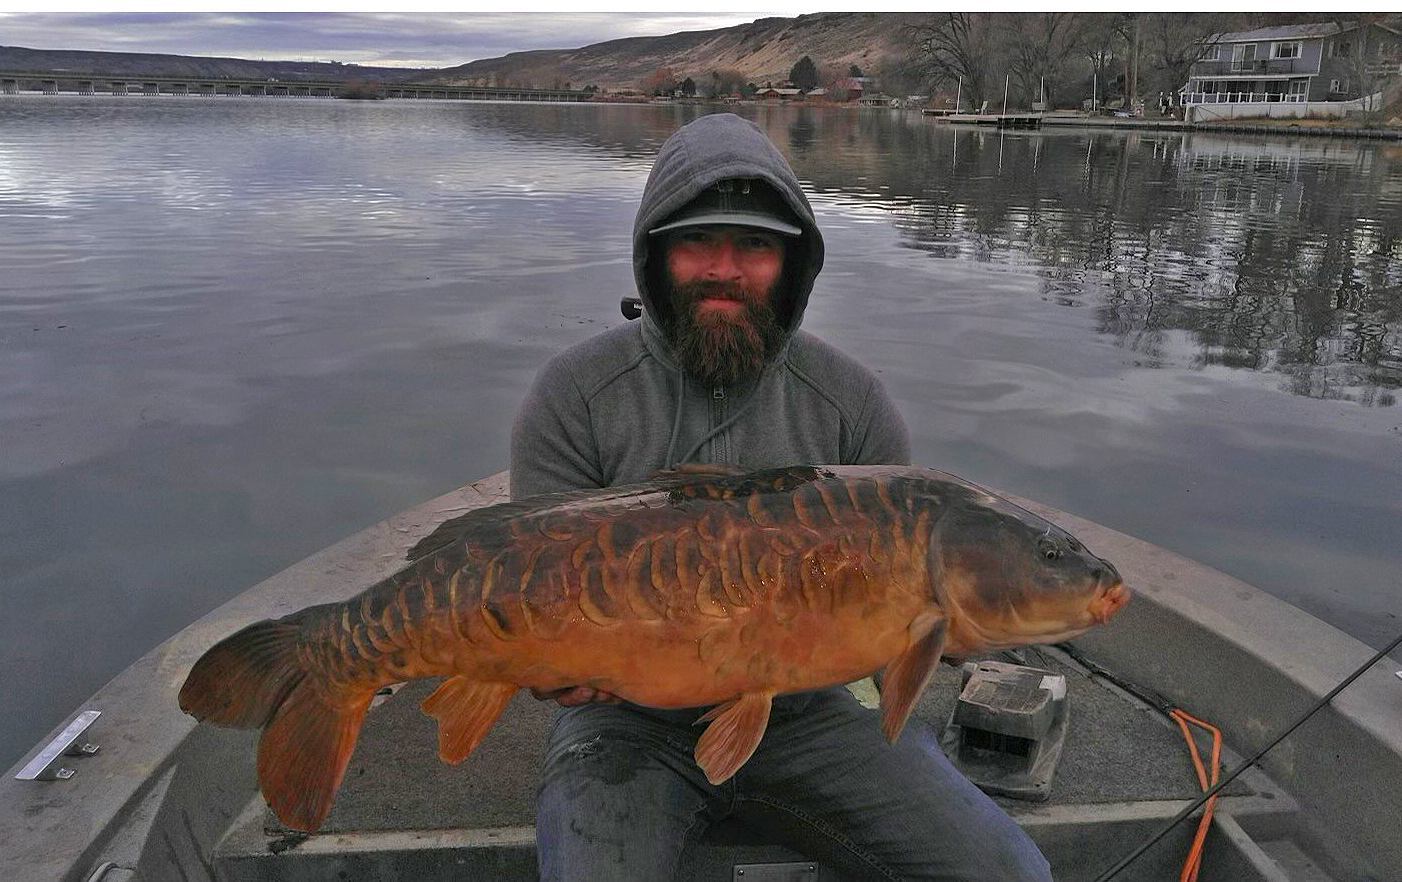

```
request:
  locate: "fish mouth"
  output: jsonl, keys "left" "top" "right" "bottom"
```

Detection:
{"left": 1088, "top": 580, "right": 1131, "bottom": 625}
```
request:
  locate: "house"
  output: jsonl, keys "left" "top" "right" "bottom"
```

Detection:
{"left": 757, "top": 87, "right": 803, "bottom": 102}
{"left": 838, "top": 77, "right": 867, "bottom": 102}
{"left": 1184, "top": 21, "right": 1401, "bottom": 107}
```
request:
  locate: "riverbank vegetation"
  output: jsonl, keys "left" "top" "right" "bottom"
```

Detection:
{"left": 902, "top": 12, "right": 1399, "bottom": 118}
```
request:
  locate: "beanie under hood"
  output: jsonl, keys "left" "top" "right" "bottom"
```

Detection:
{"left": 632, "top": 113, "right": 825, "bottom": 342}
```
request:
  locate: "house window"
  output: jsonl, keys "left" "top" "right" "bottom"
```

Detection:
{"left": 1198, "top": 44, "right": 1220, "bottom": 61}
{"left": 1232, "top": 43, "right": 1257, "bottom": 70}
{"left": 1272, "top": 41, "right": 1302, "bottom": 59}
{"left": 1330, "top": 78, "right": 1350, "bottom": 93}
{"left": 1331, "top": 39, "right": 1352, "bottom": 58}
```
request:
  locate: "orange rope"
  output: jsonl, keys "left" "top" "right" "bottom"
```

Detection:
{"left": 1168, "top": 709, "right": 1222, "bottom": 882}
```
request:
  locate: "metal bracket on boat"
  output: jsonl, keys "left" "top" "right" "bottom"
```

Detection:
{"left": 733, "top": 862, "right": 819, "bottom": 880}
{"left": 938, "top": 661, "right": 1068, "bottom": 801}
{"left": 14, "top": 710, "right": 101, "bottom": 781}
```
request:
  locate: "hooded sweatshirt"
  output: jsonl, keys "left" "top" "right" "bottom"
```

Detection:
{"left": 510, "top": 112, "right": 909, "bottom": 502}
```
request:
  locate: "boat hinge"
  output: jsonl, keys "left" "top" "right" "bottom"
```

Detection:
{"left": 14, "top": 710, "right": 101, "bottom": 781}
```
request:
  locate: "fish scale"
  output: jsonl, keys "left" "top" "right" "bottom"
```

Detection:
{"left": 179, "top": 464, "right": 1129, "bottom": 833}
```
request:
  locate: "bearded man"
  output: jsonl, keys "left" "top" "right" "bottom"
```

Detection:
{"left": 510, "top": 113, "right": 1051, "bottom": 881}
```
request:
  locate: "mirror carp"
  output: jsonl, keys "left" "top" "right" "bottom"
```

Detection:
{"left": 179, "top": 464, "right": 1129, "bottom": 832}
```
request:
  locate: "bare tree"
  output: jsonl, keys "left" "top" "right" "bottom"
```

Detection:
{"left": 1142, "top": 13, "right": 1230, "bottom": 98}
{"left": 709, "top": 67, "right": 747, "bottom": 98}
{"left": 642, "top": 66, "right": 678, "bottom": 96}
{"left": 1330, "top": 14, "right": 1397, "bottom": 118}
{"left": 1114, "top": 13, "right": 1143, "bottom": 107}
{"left": 906, "top": 12, "right": 1000, "bottom": 108}
{"left": 1005, "top": 13, "right": 1087, "bottom": 107}
{"left": 1080, "top": 14, "right": 1119, "bottom": 108}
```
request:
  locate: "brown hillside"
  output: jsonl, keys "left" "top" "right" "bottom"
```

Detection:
{"left": 426, "top": 13, "right": 915, "bottom": 91}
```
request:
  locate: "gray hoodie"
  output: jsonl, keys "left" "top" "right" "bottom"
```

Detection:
{"left": 509, "top": 112, "right": 909, "bottom": 501}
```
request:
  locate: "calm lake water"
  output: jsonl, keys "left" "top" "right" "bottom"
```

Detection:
{"left": 2, "top": 96, "right": 1400, "bottom": 767}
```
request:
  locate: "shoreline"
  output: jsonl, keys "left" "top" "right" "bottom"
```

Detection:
{"left": 8, "top": 88, "right": 1399, "bottom": 142}
{"left": 1034, "top": 113, "right": 1402, "bottom": 141}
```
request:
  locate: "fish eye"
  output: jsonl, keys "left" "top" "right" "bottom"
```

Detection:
{"left": 1037, "top": 539, "right": 1062, "bottom": 561}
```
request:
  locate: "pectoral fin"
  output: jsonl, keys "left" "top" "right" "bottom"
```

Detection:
{"left": 420, "top": 676, "right": 517, "bottom": 765}
{"left": 694, "top": 691, "right": 773, "bottom": 785}
{"left": 879, "top": 613, "right": 948, "bottom": 743}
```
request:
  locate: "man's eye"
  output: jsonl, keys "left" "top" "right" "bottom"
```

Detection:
{"left": 677, "top": 230, "right": 712, "bottom": 244}
{"left": 740, "top": 236, "right": 778, "bottom": 250}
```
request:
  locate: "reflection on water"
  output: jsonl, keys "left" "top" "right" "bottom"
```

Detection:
{"left": 443, "top": 104, "right": 1402, "bottom": 403}
{"left": 778, "top": 113, "right": 1402, "bottom": 407}
{"left": 1, "top": 97, "right": 1399, "bottom": 767}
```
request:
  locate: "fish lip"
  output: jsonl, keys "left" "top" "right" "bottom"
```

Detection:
{"left": 1089, "top": 581, "right": 1131, "bottom": 624}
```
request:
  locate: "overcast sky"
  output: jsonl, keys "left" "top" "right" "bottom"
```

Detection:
{"left": 0, "top": 11, "right": 826, "bottom": 69}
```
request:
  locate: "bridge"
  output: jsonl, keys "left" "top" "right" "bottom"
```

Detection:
{"left": 0, "top": 71, "right": 590, "bottom": 102}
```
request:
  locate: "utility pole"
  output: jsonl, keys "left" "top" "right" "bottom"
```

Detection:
{"left": 1002, "top": 72, "right": 1009, "bottom": 115}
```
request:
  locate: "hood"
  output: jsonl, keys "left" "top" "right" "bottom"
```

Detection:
{"left": 632, "top": 113, "right": 825, "bottom": 343}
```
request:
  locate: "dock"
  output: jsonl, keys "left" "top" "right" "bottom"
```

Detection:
{"left": 924, "top": 111, "right": 1043, "bottom": 129}
{"left": 1038, "top": 113, "right": 1402, "bottom": 140}
{"left": 920, "top": 108, "right": 1402, "bottom": 141}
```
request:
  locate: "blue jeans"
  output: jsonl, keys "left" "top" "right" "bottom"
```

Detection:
{"left": 535, "top": 687, "right": 1051, "bottom": 881}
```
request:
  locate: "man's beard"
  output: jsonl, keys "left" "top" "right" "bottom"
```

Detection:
{"left": 662, "top": 280, "right": 787, "bottom": 388}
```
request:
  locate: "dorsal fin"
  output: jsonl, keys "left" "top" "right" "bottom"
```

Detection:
{"left": 405, "top": 465, "right": 826, "bottom": 562}
{"left": 405, "top": 486, "right": 605, "bottom": 561}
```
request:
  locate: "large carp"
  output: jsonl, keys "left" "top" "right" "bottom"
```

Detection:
{"left": 179, "top": 465, "right": 1128, "bottom": 832}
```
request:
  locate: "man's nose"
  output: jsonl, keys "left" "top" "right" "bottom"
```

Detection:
{"left": 704, "top": 240, "right": 742, "bottom": 281}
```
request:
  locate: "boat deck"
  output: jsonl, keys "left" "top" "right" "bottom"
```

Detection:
{"left": 8, "top": 471, "right": 1390, "bottom": 882}
{"left": 213, "top": 647, "right": 1297, "bottom": 881}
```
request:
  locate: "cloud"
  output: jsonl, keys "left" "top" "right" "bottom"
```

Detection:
{"left": 0, "top": 11, "right": 809, "bottom": 68}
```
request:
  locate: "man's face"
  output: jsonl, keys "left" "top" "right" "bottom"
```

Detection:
{"left": 661, "top": 225, "right": 787, "bottom": 387}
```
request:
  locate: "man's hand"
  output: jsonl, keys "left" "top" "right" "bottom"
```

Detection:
{"left": 530, "top": 686, "right": 623, "bottom": 707}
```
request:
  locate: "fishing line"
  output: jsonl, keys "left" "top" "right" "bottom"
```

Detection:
{"left": 1089, "top": 629, "right": 1402, "bottom": 882}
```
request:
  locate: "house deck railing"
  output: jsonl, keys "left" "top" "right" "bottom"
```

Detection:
{"left": 1184, "top": 91, "right": 1307, "bottom": 105}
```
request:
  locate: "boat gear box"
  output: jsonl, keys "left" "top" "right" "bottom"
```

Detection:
{"left": 939, "top": 660, "right": 1068, "bottom": 801}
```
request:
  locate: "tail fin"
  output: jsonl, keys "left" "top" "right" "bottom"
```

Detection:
{"left": 179, "top": 618, "right": 305, "bottom": 727}
{"left": 179, "top": 616, "right": 374, "bottom": 833}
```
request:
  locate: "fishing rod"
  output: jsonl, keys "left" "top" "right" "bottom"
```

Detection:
{"left": 1090, "top": 629, "right": 1402, "bottom": 882}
